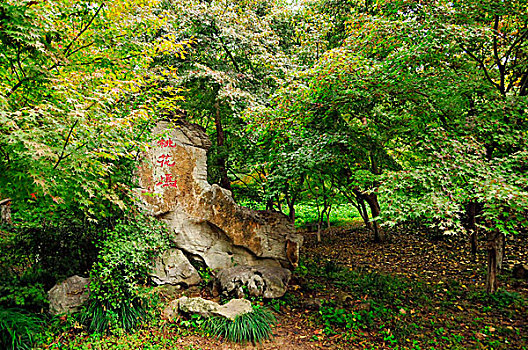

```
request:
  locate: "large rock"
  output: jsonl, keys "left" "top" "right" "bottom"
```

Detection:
{"left": 48, "top": 275, "right": 90, "bottom": 315}
{"left": 136, "top": 120, "right": 303, "bottom": 271}
{"left": 176, "top": 296, "right": 252, "bottom": 320}
{"left": 217, "top": 265, "right": 291, "bottom": 299}
{"left": 151, "top": 248, "right": 201, "bottom": 286}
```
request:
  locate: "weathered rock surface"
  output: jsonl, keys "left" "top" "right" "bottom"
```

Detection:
{"left": 217, "top": 265, "right": 291, "bottom": 299}
{"left": 151, "top": 248, "right": 201, "bottom": 286}
{"left": 48, "top": 275, "right": 90, "bottom": 315}
{"left": 215, "top": 298, "right": 253, "bottom": 320}
{"left": 136, "top": 120, "right": 303, "bottom": 271}
{"left": 161, "top": 299, "right": 180, "bottom": 321}
{"left": 176, "top": 296, "right": 252, "bottom": 320}
{"left": 177, "top": 296, "right": 219, "bottom": 318}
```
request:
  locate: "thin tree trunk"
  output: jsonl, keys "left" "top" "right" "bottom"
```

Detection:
{"left": 276, "top": 196, "right": 283, "bottom": 214}
{"left": 286, "top": 198, "right": 295, "bottom": 223}
{"left": 365, "top": 192, "right": 384, "bottom": 242}
{"left": 214, "top": 101, "right": 231, "bottom": 191}
{"left": 326, "top": 204, "right": 332, "bottom": 229}
{"left": 497, "top": 232, "right": 505, "bottom": 271}
{"left": 486, "top": 230, "right": 503, "bottom": 293}
{"left": 353, "top": 189, "right": 372, "bottom": 231}
{"left": 359, "top": 197, "right": 372, "bottom": 230}
{"left": 316, "top": 222, "right": 321, "bottom": 243}
{"left": 288, "top": 202, "right": 295, "bottom": 223}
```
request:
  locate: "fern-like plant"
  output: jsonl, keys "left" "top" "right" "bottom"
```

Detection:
{"left": 0, "top": 308, "right": 42, "bottom": 350}
{"left": 204, "top": 306, "right": 276, "bottom": 344}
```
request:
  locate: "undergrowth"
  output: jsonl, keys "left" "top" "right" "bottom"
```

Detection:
{"left": 203, "top": 305, "right": 276, "bottom": 344}
{"left": 0, "top": 307, "right": 42, "bottom": 350}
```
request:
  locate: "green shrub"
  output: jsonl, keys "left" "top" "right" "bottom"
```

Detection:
{"left": 0, "top": 213, "right": 113, "bottom": 311}
{"left": 83, "top": 214, "right": 169, "bottom": 333}
{"left": 204, "top": 305, "right": 276, "bottom": 344}
{"left": 0, "top": 307, "right": 42, "bottom": 350}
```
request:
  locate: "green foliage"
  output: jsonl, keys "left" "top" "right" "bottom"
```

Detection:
{"left": 0, "top": 234, "right": 48, "bottom": 310}
{"left": 197, "top": 267, "right": 213, "bottom": 289}
{"left": 180, "top": 313, "right": 207, "bottom": 330}
{"left": 0, "top": 0, "right": 192, "bottom": 223}
{"left": 84, "top": 214, "right": 170, "bottom": 333}
{"left": 470, "top": 290, "right": 526, "bottom": 310}
{"left": 0, "top": 307, "right": 42, "bottom": 350}
{"left": 40, "top": 326, "right": 188, "bottom": 350}
{"left": 318, "top": 301, "right": 375, "bottom": 335}
{"left": 204, "top": 305, "right": 276, "bottom": 344}
{"left": 0, "top": 213, "right": 114, "bottom": 309}
{"left": 81, "top": 298, "right": 148, "bottom": 334}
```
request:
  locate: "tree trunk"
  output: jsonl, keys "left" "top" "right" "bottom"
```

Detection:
{"left": 276, "top": 196, "right": 283, "bottom": 213}
{"left": 486, "top": 230, "right": 504, "bottom": 293}
{"left": 287, "top": 201, "right": 295, "bottom": 223}
{"left": 214, "top": 102, "right": 231, "bottom": 191}
{"left": 0, "top": 198, "right": 12, "bottom": 225}
{"left": 316, "top": 221, "right": 322, "bottom": 243}
{"left": 353, "top": 189, "right": 372, "bottom": 231}
{"left": 365, "top": 192, "right": 384, "bottom": 242}
{"left": 497, "top": 232, "right": 505, "bottom": 271}
{"left": 326, "top": 205, "right": 331, "bottom": 229}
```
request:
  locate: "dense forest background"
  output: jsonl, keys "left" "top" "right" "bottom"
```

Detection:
{"left": 0, "top": 0, "right": 527, "bottom": 349}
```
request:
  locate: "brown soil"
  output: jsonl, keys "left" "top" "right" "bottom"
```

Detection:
{"left": 170, "top": 222, "right": 527, "bottom": 350}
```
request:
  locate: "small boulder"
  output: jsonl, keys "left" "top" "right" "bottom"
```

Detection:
{"left": 161, "top": 299, "right": 180, "bottom": 321}
{"left": 151, "top": 248, "right": 201, "bottom": 286}
{"left": 217, "top": 265, "right": 291, "bottom": 299}
{"left": 177, "top": 296, "right": 219, "bottom": 318}
{"left": 48, "top": 275, "right": 90, "bottom": 315}
{"left": 175, "top": 296, "right": 252, "bottom": 320}
{"left": 216, "top": 298, "right": 252, "bottom": 320}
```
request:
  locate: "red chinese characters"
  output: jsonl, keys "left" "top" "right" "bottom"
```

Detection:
{"left": 157, "top": 154, "right": 175, "bottom": 167}
{"left": 157, "top": 139, "right": 177, "bottom": 148}
{"left": 155, "top": 138, "right": 178, "bottom": 188}
{"left": 156, "top": 174, "right": 178, "bottom": 188}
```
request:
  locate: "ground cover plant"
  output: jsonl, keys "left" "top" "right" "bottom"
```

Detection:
{"left": 204, "top": 305, "right": 277, "bottom": 344}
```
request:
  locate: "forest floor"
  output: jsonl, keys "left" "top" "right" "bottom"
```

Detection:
{"left": 171, "top": 222, "right": 528, "bottom": 350}
{"left": 44, "top": 222, "right": 528, "bottom": 349}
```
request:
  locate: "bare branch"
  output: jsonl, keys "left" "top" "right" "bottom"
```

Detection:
{"left": 53, "top": 119, "right": 79, "bottom": 170}
{"left": 63, "top": 2, "right": 104, "bottom": 56}
{"left": 459, "top": 43, "right": 501, "bottom": 92}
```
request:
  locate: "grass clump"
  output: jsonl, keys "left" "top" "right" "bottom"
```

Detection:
{"left": 81, "top": 297, "right": 148, "bottom": 333}
{"left": 0, "top": 307, "right": 42, "bottom": 350}
{"left": 204, "top": 305, "right": 276, "bottom": 344}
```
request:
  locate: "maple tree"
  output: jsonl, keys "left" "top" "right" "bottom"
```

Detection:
{"left": 244, "top": 0, "right": 528, "bottom": 291}
{"left": 0, "top": 0, "right": 191, "bottom": 221}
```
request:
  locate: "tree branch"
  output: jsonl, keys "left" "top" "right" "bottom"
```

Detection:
{"left": 492, "top": 15, "right": 505, "bottom": 95}
{"left": 63, "top": 2, "right": 104, "bottom": 56}
{"left": 459, "top": 43, "right": 501, "bottom": 92}
{"left": 53, "top": 119, "right": 79, "bottom": 170}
